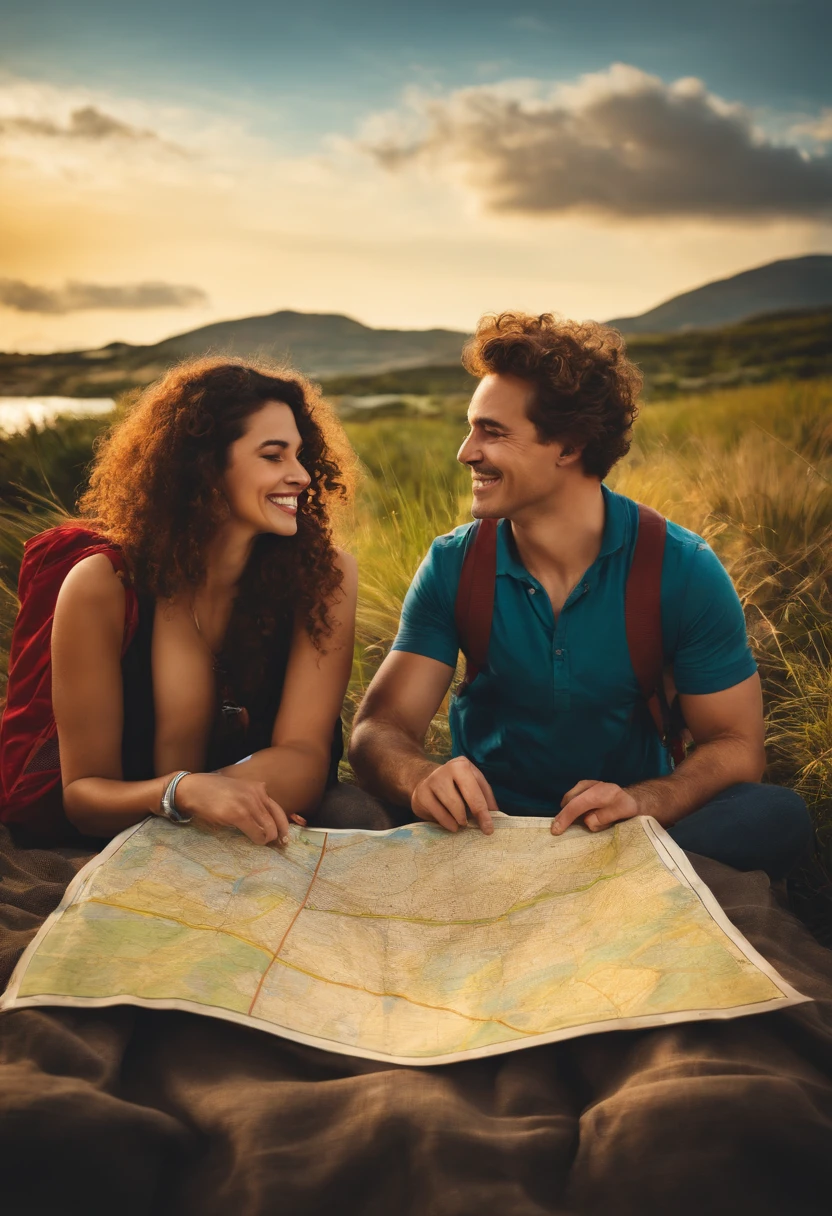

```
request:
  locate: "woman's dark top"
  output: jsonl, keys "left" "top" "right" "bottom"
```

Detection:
{"left": 121, "top": 594, "right": 343, "bottom": 785}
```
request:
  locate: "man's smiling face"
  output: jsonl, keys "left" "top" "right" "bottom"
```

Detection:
{"left": 457, "top": 373, "right": 572, "bottom": 521}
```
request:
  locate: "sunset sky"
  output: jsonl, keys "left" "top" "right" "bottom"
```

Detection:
{"left": 1, "top": 0, "right": 830, "bottom": 351}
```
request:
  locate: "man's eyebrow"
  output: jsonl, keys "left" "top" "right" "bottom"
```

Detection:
{"left": 469, "top": 416, "right": 509, "bottom": 432}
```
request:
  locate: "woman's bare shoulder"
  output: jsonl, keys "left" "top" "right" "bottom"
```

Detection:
{"left": 55, "top": 553, "right": 127, "bottom": 624}
{"left": 333, "top": 547, "right": 357, "bottom": 584}
{"left": 324, "top": 548, "right": 357, "bottom": 614}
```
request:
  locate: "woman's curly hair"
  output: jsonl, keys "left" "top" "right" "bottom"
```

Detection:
{"left": 462, "top": 313, "right": 642, "bottom": 478}
{"left": 79, "top": 358, "right": 356, "bottom": 695}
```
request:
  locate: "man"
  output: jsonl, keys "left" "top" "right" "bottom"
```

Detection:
{"left": 349, "top": 311, "right": 811, "bottom": 878}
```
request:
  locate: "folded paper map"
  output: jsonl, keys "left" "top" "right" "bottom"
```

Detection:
{"left": 1, "top": 814, "right": 808, "bottom": 1064}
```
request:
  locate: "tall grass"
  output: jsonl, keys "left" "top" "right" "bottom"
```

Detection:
{"left": 340, "top": 418, "right": 470, "bottom": 755}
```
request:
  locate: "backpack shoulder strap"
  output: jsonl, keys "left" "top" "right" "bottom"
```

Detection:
{"left": 625, "top": 503, "right": 666, "bottom": 704}
{"left": 625, "top": 503, "right": 686, "bottom": 765}
{"left": 454, "top": 518, "right": 498, "bottom": 689}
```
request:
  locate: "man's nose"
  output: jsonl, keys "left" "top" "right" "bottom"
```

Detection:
{"left": 457, "top": 431, "right": 482, "bottom": 466}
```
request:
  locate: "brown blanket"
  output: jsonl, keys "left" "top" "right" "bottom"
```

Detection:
{"left": 2, "top": 824, "right": 832, "bottom": 1216}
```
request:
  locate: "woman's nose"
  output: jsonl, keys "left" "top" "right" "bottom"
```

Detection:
{"left": 288, "top": 459, "right": 311, "bottom": 489}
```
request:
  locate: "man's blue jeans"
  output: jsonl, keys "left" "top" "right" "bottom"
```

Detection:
{"left": 667, "top": 783, "right": 813, "bottom": 879}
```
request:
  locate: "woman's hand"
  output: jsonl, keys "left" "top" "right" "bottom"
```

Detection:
{"left": 173, "top": 773, "right": 295, "bottom": 845}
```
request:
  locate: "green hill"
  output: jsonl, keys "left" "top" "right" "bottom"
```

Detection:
{"left": 624, "top": 305, "right": 832, "bottom": 396}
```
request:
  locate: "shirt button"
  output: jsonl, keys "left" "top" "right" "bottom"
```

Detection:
{"left": 528, "top": 587, "right": 536, "bottom": 595}
{"left": 555, "top": 648, "right": 563, "bottom": 655}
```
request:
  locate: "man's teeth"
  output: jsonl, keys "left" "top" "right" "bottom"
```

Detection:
{"left": 473, "top": 476, "right": 500, "bottom": 486}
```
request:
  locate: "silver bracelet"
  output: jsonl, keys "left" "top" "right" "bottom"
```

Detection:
{"left": 160, "top": 771, "right": 192, "bottom": 824}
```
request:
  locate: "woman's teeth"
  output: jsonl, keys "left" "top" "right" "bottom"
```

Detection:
{"left": 267, "top": 495, "right": 298, "bottom": 513}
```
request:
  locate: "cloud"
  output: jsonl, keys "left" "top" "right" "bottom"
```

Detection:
{"left": 791, "top": 108, "right": 832, "bottom": 143}
{"left": 0, "top": 104, "right": 160, "bottom": 142}
{"left": 361, "top": 65, "right": 832, "bottom": 220}
{"left": 0, "top": 279, "right": 209, "bottom": 314}
{"left": 0, "top": 103, "right": 190, "bottom": 160}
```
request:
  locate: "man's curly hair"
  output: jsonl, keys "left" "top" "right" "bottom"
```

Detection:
{"left": 462, "top": 313, "right": 642, "bottom": 478}
{"left": 79, "top": 358, "right": 356, "bottom": 696}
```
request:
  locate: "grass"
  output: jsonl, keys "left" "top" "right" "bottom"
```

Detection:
{"left": 1, "top": 378, "right": 831, "bottom": 858}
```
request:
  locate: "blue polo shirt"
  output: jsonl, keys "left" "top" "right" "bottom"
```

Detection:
{"left": 391, "top": 484, "right": 756, "bottom": 814}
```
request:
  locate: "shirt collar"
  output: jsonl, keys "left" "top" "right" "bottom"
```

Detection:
{"left": 495, "top": 482, "right": 628, "bottom": 579}
{"left": 598, "top": 482, "right": 629, "bottom": 557}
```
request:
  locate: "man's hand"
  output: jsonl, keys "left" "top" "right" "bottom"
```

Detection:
{"left": 551, "top": 779, "right": 656, "bottom": 835}
{"left": 411, "top": 756, "right": 499, "bottom": 834}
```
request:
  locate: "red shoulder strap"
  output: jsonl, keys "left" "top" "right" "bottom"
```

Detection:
{"left": 626, "top": 504, "right": 685, "bottom": 761}
{"left": 454, "top": 518, "right": 498, "bottom": 689}
{"left": 625, "top": 504, "right": 665, "bottom": 702}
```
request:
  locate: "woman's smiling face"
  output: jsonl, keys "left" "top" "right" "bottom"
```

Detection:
{"left": 222, "top": 400, "right": 312, "bottom": 537}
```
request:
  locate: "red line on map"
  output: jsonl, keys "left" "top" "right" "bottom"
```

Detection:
{"left": 247, "top": 832, "right": 329, "bottom": 1016}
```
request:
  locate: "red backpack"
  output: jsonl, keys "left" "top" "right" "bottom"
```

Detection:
{"left": 0, "top": 524, "right": 139, "bottom": 838}
{"left": 453, "top": 504, "right": 687, "bottom": 767}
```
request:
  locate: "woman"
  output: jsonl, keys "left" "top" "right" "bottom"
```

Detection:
{"left": 0, "top": 358, "right": 359, "bottom": 846}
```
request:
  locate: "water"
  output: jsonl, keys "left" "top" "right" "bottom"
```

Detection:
{"left": 0, "top": 397, "right": 115, "bottom": 435}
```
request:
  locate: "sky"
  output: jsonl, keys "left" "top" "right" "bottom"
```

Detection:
{"left": 1, "top": 0, "right": 831, "bottom": 351}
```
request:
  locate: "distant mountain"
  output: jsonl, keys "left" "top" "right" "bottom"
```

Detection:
{"left": 114, "top": 310, "right": 469, "bottom": 378}
{"left": 0, "top": 310, "right": 470, "bottom": 398}
{"left": 607, "top": 255, "right": 832, "bottom": 334}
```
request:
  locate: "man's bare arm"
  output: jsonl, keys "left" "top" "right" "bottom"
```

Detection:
{"left": 349, "top": 651, "right": 498, "bottom": 832}
{"left": 349, "top": 651, "right": 453, "bottom": 802}
{"left": 627, "top": 672, "right": 766, "bottom": 824}
{"left": 552, "top": 673, "right": 766, "bottom": 833}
